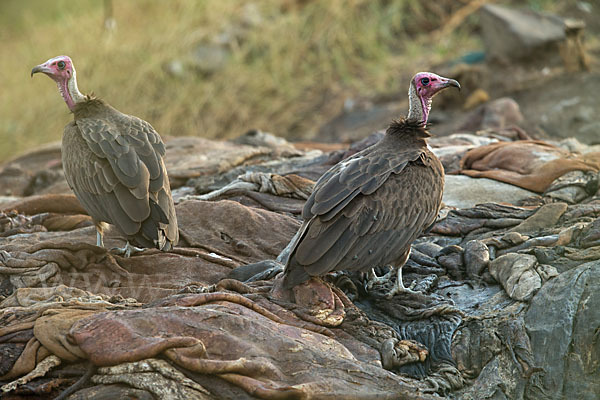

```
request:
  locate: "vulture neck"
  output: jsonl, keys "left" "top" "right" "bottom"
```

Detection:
{"left": 406, "top": 81, "right": 430, "bottom": 125}
{"left": 59, "top": 68, "right": 86, "bottom": 111}
{"left": 386, "top": 118, "right": 429, "bottom": 143}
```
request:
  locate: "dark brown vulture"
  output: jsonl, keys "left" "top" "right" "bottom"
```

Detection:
{"left": 31, "top": 55, "right": 178, "bottom": 256}
{"left": 282, "top": 72, "right": 460, "bottom": 296}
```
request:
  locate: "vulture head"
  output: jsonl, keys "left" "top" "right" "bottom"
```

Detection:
{"left": 31, "top": 55, "right": 85, "bottom": 111}
{"left": 408, "top": 72, "right": 460, "bottom": 124}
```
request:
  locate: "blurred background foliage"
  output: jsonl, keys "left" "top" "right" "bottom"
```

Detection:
{"left": 0, "top": 0, "right": 564, "bottom": 161}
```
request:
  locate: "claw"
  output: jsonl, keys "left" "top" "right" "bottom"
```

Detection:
{"left": 365, "top": 267, "right": 394, "bottom": 291}
{"left": 111, "top": 241, "right": 144, "bottom": 258}
{"left": 385, "top": 267, "right": 419, "bottom": 298}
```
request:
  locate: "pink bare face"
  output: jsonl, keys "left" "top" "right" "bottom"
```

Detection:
{"left": 413, "top": 72, "right": 460, "bottom": 99}
{"left": 31, "top": 55, "right": 74, "bottom": 83}
{"left": 410, "top": 72, "right": 460, "bottom": 123}
{"left": 32, "top": 55, "right": 80, "bottom": 110}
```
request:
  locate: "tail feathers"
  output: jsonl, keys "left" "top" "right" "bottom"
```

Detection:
{"left": 281, "top": 264, "right": 311, "bottom": 289}
{"left": 150, "top": 198, "right": 169, "bottom": 224}
{"left": 133, "top": 198, "right": 174, "bottom": 251}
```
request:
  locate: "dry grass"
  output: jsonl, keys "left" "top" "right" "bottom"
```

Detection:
{"left": 1, "top": 0, "right": 480, "bottom": 162}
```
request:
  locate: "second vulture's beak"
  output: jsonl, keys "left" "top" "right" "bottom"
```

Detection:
{"left": 31, "top": 64, "right": 51, "bottom": 77}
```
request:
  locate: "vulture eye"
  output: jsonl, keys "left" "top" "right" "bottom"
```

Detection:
{"left": 420, "top": 77, "right": 430, "bottom": 86}
{"left": 57, "top": 61, "right": 66, "bottom": 70}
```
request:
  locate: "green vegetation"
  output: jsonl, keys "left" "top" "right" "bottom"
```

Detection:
{"left": 1, "top": 0, "right": 484, "bottom": 161}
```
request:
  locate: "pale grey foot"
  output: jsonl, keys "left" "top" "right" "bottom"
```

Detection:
{"left": 365, "top": 267, "right": 395, "bottom": 290}
{"left": 96, "top": 230, "right": 104, "bottom": 248}
{"left": 111, "top": 241, "right": 144, "bottom": 258}
{"left": 386, "top": 267, "right": 419, "bottom": 298}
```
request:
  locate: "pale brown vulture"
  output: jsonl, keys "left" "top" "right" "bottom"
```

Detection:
{"left": 32, "top": 55, "right": 178, "bottom": 256}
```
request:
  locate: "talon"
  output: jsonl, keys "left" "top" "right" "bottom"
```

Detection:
{"left": 385, "top": 267, "right": 420, "bottom": 297}
{"left": 111, "top": 241, "right": 144, "bottom": 258}
{"left": 365, "top": 267, "right": 394, "bottom": 291}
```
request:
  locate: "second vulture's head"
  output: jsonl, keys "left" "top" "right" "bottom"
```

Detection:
{"left": 31, "top": 55, "right": 85, "bottom": 111}
{"left": 408, "top": 72, "right": 460, "bottom": 125}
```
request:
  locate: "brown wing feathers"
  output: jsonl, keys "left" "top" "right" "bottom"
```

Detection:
{"left": 282, "top": 120, "right": 443, "bottom": 289}
{"left": 64, "top": 99, "right": 178, "bottom": 250}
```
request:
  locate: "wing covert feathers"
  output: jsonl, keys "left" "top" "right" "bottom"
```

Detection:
{"left": 63, "top": 99, "right": 178, "bottom": 250}
{"left": 283, "top": 122, "right": 443, "bottom": 289}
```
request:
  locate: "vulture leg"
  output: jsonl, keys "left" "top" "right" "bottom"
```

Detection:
{"left": 111, "top": 241, "right": 144, "bottom": 258}
{"left": 96, "top": 231, "right": 104, "bottom": 248}
{"left": 95, "top": 222, "right": 107, "bottom": 248}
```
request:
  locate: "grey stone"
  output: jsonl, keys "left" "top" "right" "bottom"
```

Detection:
{"left": 489, "top": 253, "right": 540, "bottom": 301}
{"left": 534, "top": 264, "right": 558, "bottom": 282}
{"left": 510, "top": 203, "right": 568, "bottom": 234}
{"left": 443, "top": 175, "right": 538, "bottom": 209}
{"left": 190, "top": 44, "right": 229, "bottom": 74}
{"left": 437, "top": 245, "right": 465, "bottom": 280}
{"left": 545, "top": 185, "right": 589, "bottom": 204}
{"left": 455, "top": 98, "right": 525, "bottom": 133}
{"left": 163, "top": 59, "right": 186, "bottom": 78}
{"left": 525, "top": 261, "right": 600, "bottom": 399}
{"left": 544, "top": 170, "right": 598, "bottom": 204}
{"left": 453, "top": 335, "right": 526, "bottom": 400}
{"left": 480, "top": 98, "right": 524, "bottom": 130}
{"left": 464, "top": 240, "right": 490, "bottom": 278}
{"left": 480, "top": 4, "right": 566, "bottom": 62}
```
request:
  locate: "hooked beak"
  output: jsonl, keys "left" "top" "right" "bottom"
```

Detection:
{"left": 443, "top": 78, "right": 461, "bottom": 91}
{"left": 31, "top": 64, "right": 51, "bottom": 77}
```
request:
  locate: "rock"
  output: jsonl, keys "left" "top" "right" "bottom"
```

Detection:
{"left": 546, "top": 184, "right": 589, "bottom": 204}
{"left": 432, "top": 203, "right": 534, "bottom": 237}
{"left": 68, "top": 384, "right": 155, "bottom": 400}
{"left": 190, "top": 43, "right": 229, "bottom": 75}
{"left": 452, "top": 317, "right": 537, "bottom": 400}
{"left": 534, "top": 264, "right": 558, "bottom": 282}
{"left": 164, "top": 136, "right": 280, "bottom": 188}
{"left": 0, "top": 165, "right": 30, "bottom": 197}
{"left": 463, "top": 240, "right": 489, "bottom": 278}
{"left": 240, "top": 2, "right": 263, "bottom": 28}
{"left": 553, "top": 137, "right": 600, "bottom": 154}
{"left": 89, "top": 359, "right": 212, "bottom": 400}
{"left": 456, "top": 98, "right": 524, "bottom": 132}
{"left": 517, "top": 73, "right": 600, "bottom": 144}
{"left": 316, "top": 102, "right": 401, "bottom": 143}
{"left": 412, "top": 242, "right": 443, "bottom": 259}
{"left": 575, "top": 217, "right": 600, "bottom": 248}
{"left": 544, "top": 170, "right": 598, "bottom": 204}
{"left": 184, "top": 171, "right": 313, "bottom": 215}
{"left": 463, "top": 88, "right": 490, "bottom": 110}
{"left": 163, "top": 59, "right": 186, "bottom": 78}
{"left": 510, "top": 202, "right": 568, "bottom": 234}
{"left": 430, "top": 133, "right": 499, "bottom": 149}
{"left": 0, "top": 196, "right": 20, "bottom": 208}
{"left": 176, "top": 199, "right": 300, "bottom": 264}
{"left": 489, "top": 253, "right": 540, "bottom": 301}
{"left": 232, "top": 129, "right": 301, "bottom": 156}
{"left": 577, "top": 2, "right": 592, "bottom": 13}
{"left": 525, "top": 261, "right": 600, "bottom": 399}
{"left": 443, "top": 175, "right": 538, "bottom": 209}
{"left": 479, "top": 98, "right": 525, "bottom": 130}
{"left": 437, "top": 245, "right": 464, "bottom": 280}
{"left": 0, "top": 141, "right": 63, "bottom": 197}
{"left": 479, "top": 4, "right": 566, "bottom": 63}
